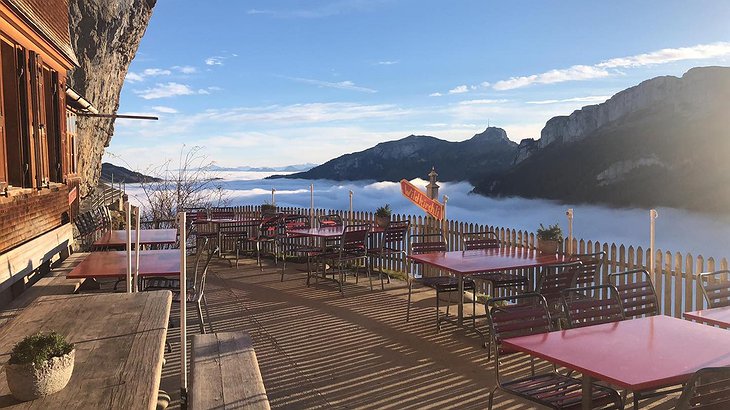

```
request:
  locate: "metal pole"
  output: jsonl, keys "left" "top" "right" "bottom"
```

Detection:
{"left": 271, "top": 188, "right": 276, "bottom": 207}
{"left": 442, "top": 195, "right": 449, "bottom": 235}
{"left": 310, "top": 184, "right": 314, "bottom": 227}
{"left": 349, "top": 190, "right": 353, "bottom": 223}
{"left": 179, "top": 211, "right": 188, "bottom": 401}
{"left": 134, "top": 206, "right": 141, "bottom": 292}
{"left": 566, "top": 208, "right": 574, "bottom": 256}
{"left": 650, "top": 209, "right": 658, "bottom": 277}
{"left": 125, "top": 202, "right": 132, "bottom": 293}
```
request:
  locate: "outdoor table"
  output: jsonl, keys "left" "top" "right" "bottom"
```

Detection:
{"left": 196, "top": 218, "right": 261, "bottom": 255}
{"left": 684, "top": 305, "right": 730, "bottom": 328}
{"left": 66, "top": 249, "right": 181, "bottom": 280}
{"left": 0, "top": 291, "right": 172, "bottom": 409}
{"left": 288, "top": 225, "right": 385, "bottom": 249}
{"left": 408, "top": 247, "right": 566, "bottom": 325}
{"left": 91, "top": 228, "right": 177, "bottom": 250}
{"left": 502, "top": 315, "right": 730, "bottom": 410}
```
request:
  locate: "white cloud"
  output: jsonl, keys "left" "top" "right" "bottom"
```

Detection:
{"left": 135, "top": 82, "right": 200, "bottom": 99}
{"left": 429, "top": 92, "right": 443, "bottom": 97}
{"left": 526, "top": 95, "right": 612, "bottom": 105}
{"left": 205, "top": 57, "right": 224, "bottom": 66}
{"left": 173, "top": 65, "right": 197, "bottom": 74}
{"left": 287, "top": 77, "right": 377, "bottom": 93}
{"left": 142, "top": 68, "right": 171, "bottom": 76}
{"left": 597, "top": 41, "right": 730, "bottom": 68}
{"left": 448, "top": 85, "right": 469, "bottom": 94}
{"left": 151, "top": 106, "right": 178, "bottom": 114}
{"left": 376, "top": 60, "right": 398, "bottom": 65}
{"left": 125, "top": 72, "right": 144, "bottom": 82}
{"left": 493, "top": 65, "right": 611, "bottom": 91}
{"left": 458, "top": 99, "right": 508, "bottom": 105}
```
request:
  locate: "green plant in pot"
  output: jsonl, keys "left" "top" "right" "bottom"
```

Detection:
{"left": 5, "top": 332, "right": 75, "bottom": 401}
{"left": 536, "top": 223, "right": 563, "bottom": 254}
{"left": 260, "top": 202, "right": 277, "bottom": 216}
{"left": 374, "top": 204, "right": 392, "bottom": 228}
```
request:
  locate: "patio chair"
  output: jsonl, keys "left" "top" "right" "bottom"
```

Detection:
{"left": 407, "top": 233, "right": 477, "bottom": 331}
{"left": 279, "top": 214, "right": 320, "bottom": 282}
{"left": 462, "top": 231, "right": 528, "bottom": 298}
{"left": 209, "top": 207, "right": 235, "bottom": 220}
{"left": 699, "top": 270, "right": 730, "bottom": 308}
{"left": 675, "top": 367, "right": 730, "bottom": 409}
{"left": 561, "top": 284, "right": 625, "bottom": 329}
{"left": 317, "top": 213, "right": 344, "bottom": 250}
{"left": 311, "top": 223, "right": 370, "bottom": 295}
{"left": 220, "top": 222, "right": 255, "bottom": 267}
{"left": 535, "top": 261, "right": 583, "bottom": 327}
{"left": 486, "top": 293, "right": 623, "bottom": 410}
{"left": 245, "top": 214, "right": 285, "bottom": 270}
{"left": 608, "top": 269, "right": 659, "bottom": 319}
{"left": 366, "top": 220, "right": 410, "bottom": 290}
{"left": 568, "top": 251, "right": 606, "bottom": 288}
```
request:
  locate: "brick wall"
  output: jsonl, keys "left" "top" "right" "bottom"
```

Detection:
{"left": 0, "top": 184, "right": 70, "bottom": 253}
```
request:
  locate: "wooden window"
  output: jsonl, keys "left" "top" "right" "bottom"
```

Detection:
{"left": 66, "top": 111, "right": 77, "bottom": 174}
{"left": 43, "top": 67, "right": 63, "bottom": 182}
{"left": 29, "top": 51, "right": 49, "bottom": 188}
{"left": 0, "top": 38, "right": 31, "bottom": 188}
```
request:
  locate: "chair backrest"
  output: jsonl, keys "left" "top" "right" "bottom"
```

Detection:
{"left": 676, "top": 367, "right": 730, "bottom": 410}
{"left": 258, "top": 214, "right": 284, "bottom": 239}
{"left": 561, "top": 284, "right": 625, "bottom": 329}
{"left": 608, "top": 269, "right": 659, "bottom": 318}
{"left": 409, "top": 233, "right": 447, "bottom": 255}
{"left": 699, "top": 270, "right": 730, "bottom": 308}
{"left": 283, "top": 214, "right": 311, "bottom": 233}
{"left": 381, "top": 220, "right": 410, "bottom": 250}
{"left": 487, "top": 293, "right": 552, "bottom": 368}
{"left": 536, "top": 261, "right": 583, "bottom": 308}
{"left": 340, "top": 223, "right": 370, "bottom": 254}
{"left": 462, "top": 231, "right": 500, "bottom": 251}
{"left": 318, "top": 214, "right": 343, "bottom": 228}
{"left": 210, "top": 207, "right": 235, "bottom": 220}
{"left": 192, "top": 243, "right": 217, "bottom": 302}
{"left": 569, "top": 251, "right": 605, "bottom": 288}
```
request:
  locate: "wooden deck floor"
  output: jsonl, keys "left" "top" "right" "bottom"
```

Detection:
{"left": 159, "top": 256, "right": 679, "bottom": 409}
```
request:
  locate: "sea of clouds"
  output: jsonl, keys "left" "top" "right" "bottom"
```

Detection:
{"left": 125, "top": 171, "right": 730, "bottom": 260}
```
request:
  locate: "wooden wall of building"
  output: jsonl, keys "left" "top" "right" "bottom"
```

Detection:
{"left": 0, "top": 183, "right": 70, "bottom": 252}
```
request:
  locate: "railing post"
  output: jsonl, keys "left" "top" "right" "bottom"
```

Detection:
{"left": 125, "top": 202, "right": 132, "bottom": 293}
{"left": 271, "top": 188, "right": 276, "bottom": 206}
{"left": 349, "top": 190, "right": 353, "bottom": 224}
{"left": 566, "top": 208, "right": 573, "bottom": 256}
{"left": 650, "top": 209, "right": 658, "bottom": 276}
{"left": 178, "top": 211, "right": 188, "bottom": 404}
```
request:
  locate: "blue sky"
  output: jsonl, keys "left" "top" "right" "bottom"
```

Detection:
{"left": 106, "top": 0, "right": 730, "bottom": 169}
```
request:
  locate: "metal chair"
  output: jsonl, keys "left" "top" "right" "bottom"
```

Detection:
{"left": 245, "top": 214, "right": 284, "bottom": 270}
{"left": 675, "top": 367, "right": 730, "bottom": 409}
{"left": 366, "top": 220, "right": 410, "bottom": 290}
{"left": 561, "top": 284, "right": 625, "bottom": 329}
{"left": 311, "top": 223, "right": 370, "bottom": 295}
{"left": 535, "top": 261, "right": 583, "bottom": 327}
{"left": 317, "top": 214, "right": 343, "bottom": 227}
{"left": 463, "top": 231, "right": 528, "bottom": 298}
{"left": 279, "top": 215, "right": 320, "bottom": 282}
{"left": 486, "top": 293, "right": 623, "bottom": 410}
{"left": 699, "top": 270, "right": 730, "bottom": 308}
{"left": 568, "top": 251, "right": 606, "bottom": 288}
{"left": 407, "top": 233, "right": 477, "bottom": 331}
{"left": 608, "top": 269, "right": 659, "bottom": 319}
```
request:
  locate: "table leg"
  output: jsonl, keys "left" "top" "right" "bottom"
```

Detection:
{"left": 457, "top": 274, "right": 464, "bottom": 326}
{"left": 582, "top": 374, "right": 592, "bottom": 410}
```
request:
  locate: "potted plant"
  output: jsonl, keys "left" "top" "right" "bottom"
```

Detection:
{"left": 260, "top": 202, "right": 277, "bottom": 216}
{"left": 5, "top": 332, "right": 75, "bottom": 401}
{"left": 374, "top": 204, "right": 392, "bottom": 228}
{"left": 536, "top": 223, "right": 562, "bottom": 254}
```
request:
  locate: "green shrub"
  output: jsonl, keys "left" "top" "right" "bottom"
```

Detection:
{"left": 9, "top": 332, "right": 74, "bottom": 367}
{"left": 375, "top": 204, "right": 392, "bottom": 218}
{"left": 537, "top": 223, "right": 562, "bottom": 241}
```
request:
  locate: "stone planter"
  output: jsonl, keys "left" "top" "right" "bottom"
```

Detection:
{"left": 6, "top": 350, "right": 75, "bottom": 401}
{"left": 537, "top": 239, "right": 560, "bottom": 255}
{"left": 374, "top": 215, "right": 390, "bottom": 228}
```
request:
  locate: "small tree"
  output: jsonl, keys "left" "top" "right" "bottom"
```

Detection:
{"left": 136, "top": 145, "right": 229, "bottom": 224}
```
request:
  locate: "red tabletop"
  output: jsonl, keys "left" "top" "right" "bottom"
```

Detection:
{"left": 92, "top": 229, "right": 177, "bottom": 248}
{"left": 684, "top": 306, "right": 730, "bottom": 328}
{"left": 288, "top": 226, "right": 385, "bottom": 238}
{"left": 67, "top": 250, "right": 181, "bottom": 279}
{"left": 502, "top": 315, "right": 730, "bottom": 392}
{"left": 196, "top": 218, "right": 261, "bottom": 224}
{"left": 408, "top": 247, "right": 567, "bottom": 275}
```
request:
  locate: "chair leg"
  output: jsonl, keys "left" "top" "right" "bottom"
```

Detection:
{"left": 368, "top": 258, "right": 374, "bottom": 291}
{"left": 203, "top": 294, "right": 212, "bottom": 333}
{"left": 256, "top": 242, "right": 262, "bottom": 270}
{"left": 436, "top": 289, "right": 441, "bottom": 332}
{"left": 380, "top": 260, "right": 385, "bottom": 290}
{"left": 406, "top": 282, "right": 412, "bottom": 322}
{"left": 488, "top": 387, "right": 497, "bottom": 410}
{"left": 281, "top": 249, "right": 286, "bottom": 282}
{"left": 197, "top": 301, "right": 205, "bottom": 334}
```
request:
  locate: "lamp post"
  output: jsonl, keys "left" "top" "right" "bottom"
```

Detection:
{"left": 566, "top": 208, "right": 574, "bottom": 256}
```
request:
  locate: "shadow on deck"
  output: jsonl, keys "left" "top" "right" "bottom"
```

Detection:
{"left": 159, "top": 257, "right": 679, "bottom": 409}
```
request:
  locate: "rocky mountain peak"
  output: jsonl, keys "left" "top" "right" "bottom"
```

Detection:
{"left": 470, "top": 127, "right": 510, "bottom": 144}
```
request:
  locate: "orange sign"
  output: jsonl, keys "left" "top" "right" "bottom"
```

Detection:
{"left": 400, "top": 179, "right": 444, "bottom": 220}
{"left": 68, "top": 186, "right": 78, "bottom": 205}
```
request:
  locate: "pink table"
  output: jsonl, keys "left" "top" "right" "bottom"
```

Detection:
{"left": 503, "top": 315, "right": 730, "bottom": 409}
{"left": 92, "top": 229, "right": 177, "bottom": 250}
{"left": 408, "top": 248, "right": 566, "bottom": 325}
{"left": 684, "top": 305, "right": 730, "bottom": 328}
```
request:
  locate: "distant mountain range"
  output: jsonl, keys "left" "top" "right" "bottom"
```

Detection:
{"left": 209, "top": 163, "right": 317, "bottom": 172}
{"left": 101, "top": 162, "right": 160, "bottom": 183}
{"left": 272, "top": 66, "right": 730, "bottom": 213}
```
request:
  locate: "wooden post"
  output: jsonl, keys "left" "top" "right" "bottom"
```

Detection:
{"left": 125, "top": 202, "right": 132, "bottom": 293}
{"left": 310, "top": 184, "right": 314, "bottom": 227}
{"left": 442, "top": 195, "right": 448, "bottom": 235}
{"left": 271, "top": 188, "right": 276, "bottom": 206}
{"left": 650, "top": 209, "right": 658, "bottom": 276}
{"left": 566, "top": 208, "right": 574, "bottom": 256}
{"left": 178, "top": 211, "right": 188, "bottom": 400}
{"left": 134, "top": 206, "right": 141, "bottom": 292}
{"left": 349, "top": 190, "right": 353, "bottom": 223}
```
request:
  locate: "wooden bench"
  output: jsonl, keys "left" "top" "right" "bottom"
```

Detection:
{"left": 190, "top": 332, "right": 271, "bottom": 410}
{"left": 0, "top": 252, "right": 87, "bottom": 325}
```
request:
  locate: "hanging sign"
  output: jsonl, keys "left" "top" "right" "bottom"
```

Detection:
{"left": 400, "top": 179, "right": 444, "bottom": 220}
{"left": 68, "top": 186, "right": 78, "bottom": 205}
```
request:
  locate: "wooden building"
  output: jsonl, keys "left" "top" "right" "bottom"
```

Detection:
{"left": 0, "top": 0, "right": 93, "bottom": 304}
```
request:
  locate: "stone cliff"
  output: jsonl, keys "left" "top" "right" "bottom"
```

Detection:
{"left": 539, "top": 66, "right": 730, "bottom": 148}
{"left": 67, "top": 0, "right": 157, "bottom": 197}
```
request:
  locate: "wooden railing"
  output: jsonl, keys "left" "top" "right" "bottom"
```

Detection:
{"left": 204, "top": 205, "right": 728, "bottom": 319}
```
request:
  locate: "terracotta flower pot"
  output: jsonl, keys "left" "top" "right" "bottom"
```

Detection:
{"left": 375, "top": 215, "right": 390, "bottom": 228}
{"left": 6, "top": 350, "right": 75, "bottom": 401}
{"left": 537, "top": 239, "right": 560, "bottom": 255}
